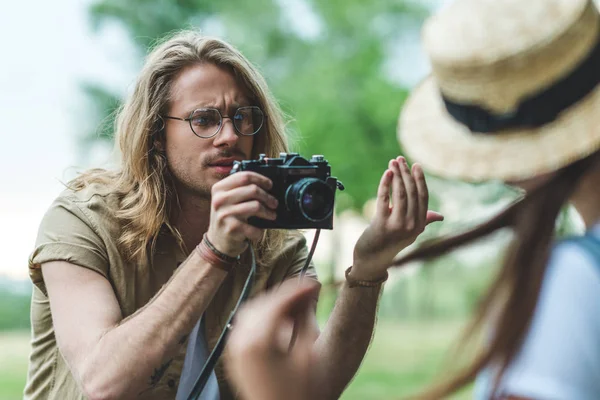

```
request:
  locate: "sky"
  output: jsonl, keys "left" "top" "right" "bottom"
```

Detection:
{"left": 0, "top": 0, "right": 449, "bottom": 280}
{"left": 0, "top": 0, "right": 136, "bottom": 279}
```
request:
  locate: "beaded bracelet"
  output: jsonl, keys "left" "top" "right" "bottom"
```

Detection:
{"left": 345, "top": 266, "right": 388, "bottom": 288}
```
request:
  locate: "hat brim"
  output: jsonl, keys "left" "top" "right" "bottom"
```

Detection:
{"left": 398, "top": 76, "right": 600, "bottom": 182}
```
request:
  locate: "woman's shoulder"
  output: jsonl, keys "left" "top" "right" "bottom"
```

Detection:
{"left": 549, "top": 229, "right": 600, "bottom": 286}
{"left": 539, "top": 232, "right": 600, "bottom": 316}
{"left": 475, "top": 231, "right": 600, "bottom": 400}
{"left": 491, "top": 230, "right": 600, "bottom": 399}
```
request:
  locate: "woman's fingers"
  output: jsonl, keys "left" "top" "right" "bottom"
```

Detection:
{"left": 261, "top": 280, "right": 320, "bottom": 340}
{"left": 230, "top": 280, "right": 319, "bottom": 350}
{"left": 289, "top": 303, "right": 316, "bottom": 380}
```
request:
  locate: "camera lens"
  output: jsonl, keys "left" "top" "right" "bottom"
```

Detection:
{"left": 301, "top": 188, "right": 325, "bottom": 216}
{"left": 286, "top": 178, "right": 334, "bottom": 222}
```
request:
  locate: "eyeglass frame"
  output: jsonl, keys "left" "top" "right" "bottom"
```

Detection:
{"left": 161, "top": 106, "right": 266, "bottom": 139}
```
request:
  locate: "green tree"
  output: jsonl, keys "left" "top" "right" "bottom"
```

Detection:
{"left": 84, "top": 0, "right": 428, "bottom": 210}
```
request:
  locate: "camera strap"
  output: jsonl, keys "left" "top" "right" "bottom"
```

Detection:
{"left": 186, "top": 229, "right": 321, "bottom": 400}
{"left": 186, "top": 241, "right": 256, "bottom": 400}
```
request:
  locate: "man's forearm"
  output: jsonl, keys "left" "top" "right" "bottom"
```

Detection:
{"left": 79, "top": 251, "right": 227, "bottom": 399}
{"left": 313, "top": 278, "right": 382, "bottom": 400}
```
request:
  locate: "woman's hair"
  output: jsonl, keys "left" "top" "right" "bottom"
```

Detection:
{"left": 70, "top": 30, "right": 289, "bottom": 265}
{"left": 392, "top": 150, "right": 600, "bottom": 399}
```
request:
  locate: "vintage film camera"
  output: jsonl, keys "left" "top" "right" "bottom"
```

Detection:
{"left": 230, "top": 153, "right": 344, "bottom": 229}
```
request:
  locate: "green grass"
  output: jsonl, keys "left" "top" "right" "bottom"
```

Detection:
{"left": 0, "top": 331, "right": 30, "bottom": 400}
{"left": 342, "top": 320, "right": 472, "bottom": 400}
{"left": 0, "top": 320, "right": 472, "bottom": 400}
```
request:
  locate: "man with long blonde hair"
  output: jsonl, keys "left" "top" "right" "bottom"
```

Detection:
{"left": 24, "top": 30, "right": 442, "bottom": 400}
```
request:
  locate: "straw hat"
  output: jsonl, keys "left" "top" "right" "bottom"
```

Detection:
{"left": 398, "top": 0, "right": 600, "bottom": 182}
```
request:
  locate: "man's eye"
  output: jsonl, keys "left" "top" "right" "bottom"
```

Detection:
{"left": 191, "top": 113, "right": 218, "bottom": 126}
{"left": 192, "top": 117, "right": 210, "bottom": 126}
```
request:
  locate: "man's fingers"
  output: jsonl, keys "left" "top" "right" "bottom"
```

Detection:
{"left": 413, "top": 163, "right": 429, "bottom": 228}
{"left": 425, "top": 210, "right": 444, "bottom": 225}
{"left": 223, "top": 200, "right": 277, "bottom": 221}
{"left": 375, "top": 169, "right": 393, "bottom": 217}
{"left": 238, "top": 223, "right": 265, "bottom": 243}
{"left": 398, "top": 157, "right": 418, "bottom": 220}
{"left": 390, "top": 159, "right": 407, "bottom": 219}
{"left": 214, "top": 184, "right": 278, "bottom": 210}
{"left": 213, "top": 171, "right": 273, "bottom": 193}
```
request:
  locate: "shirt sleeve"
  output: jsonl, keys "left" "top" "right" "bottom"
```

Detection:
{"left": 29, "top": 192, "right": 109, "bottom": 296}
{"left": 499, "top": 241, "right": 600, "bottom": 400}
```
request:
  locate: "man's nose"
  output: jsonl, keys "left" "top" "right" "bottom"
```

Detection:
{"left": 213, "top": 117, "right": 238, "bottom": 147}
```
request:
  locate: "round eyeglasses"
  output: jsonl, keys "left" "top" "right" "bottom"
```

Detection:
{"left": 162, "top": 106, "right": 265, "bottom": 138}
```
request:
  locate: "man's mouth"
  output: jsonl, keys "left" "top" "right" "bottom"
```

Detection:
{"left": 209, "top": 157, "right": 239, "bottom": 167}
{"left": 207, "top": 157, "right": 243, "bottom": 174}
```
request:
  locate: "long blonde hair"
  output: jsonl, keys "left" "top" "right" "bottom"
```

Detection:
{"left": 71, "top": 30, "right": 289, "bottom": 265}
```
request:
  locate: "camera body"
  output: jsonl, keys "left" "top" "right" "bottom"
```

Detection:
{"left": 230, "top": 153, "right": 342, "bottom": 229}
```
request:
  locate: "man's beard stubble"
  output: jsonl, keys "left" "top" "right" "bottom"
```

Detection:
{"left": 169, "top": 147, "right": 250, "bottom": 203}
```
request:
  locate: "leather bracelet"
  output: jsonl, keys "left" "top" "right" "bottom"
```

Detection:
{"left": 203, "top": 234, "right": 241, "bottom": 264}
{"left": 195, "top": 237, "right": 238, "bottom": 273}
{"left": 345, "top": 266, "right": 388, "bottom": 288}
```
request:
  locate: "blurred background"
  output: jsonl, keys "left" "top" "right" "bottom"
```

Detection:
{"left": 0, "top": 0, "right": 585, "bottom": 399}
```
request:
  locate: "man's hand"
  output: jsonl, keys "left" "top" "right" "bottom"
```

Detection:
{"left": 352, "top": 156, "right": 443, "bottom": 280}
{"left": 206, "top": 171, "right": 278, "bottom": 257}
{"left": 225, "top": 279, "right": 320, "bottom": 400}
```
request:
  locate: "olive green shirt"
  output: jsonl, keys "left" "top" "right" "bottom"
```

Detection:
{"left": 24, "top": 183, "right": 317, "bottom": 400}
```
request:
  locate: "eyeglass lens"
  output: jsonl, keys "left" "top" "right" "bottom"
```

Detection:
{"left": 189, "top": 106, "right": 264, "bottom": 137}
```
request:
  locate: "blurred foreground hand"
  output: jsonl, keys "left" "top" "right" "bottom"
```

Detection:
{"left": 225, "top": 279, "right": 320, "bottom": 400}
